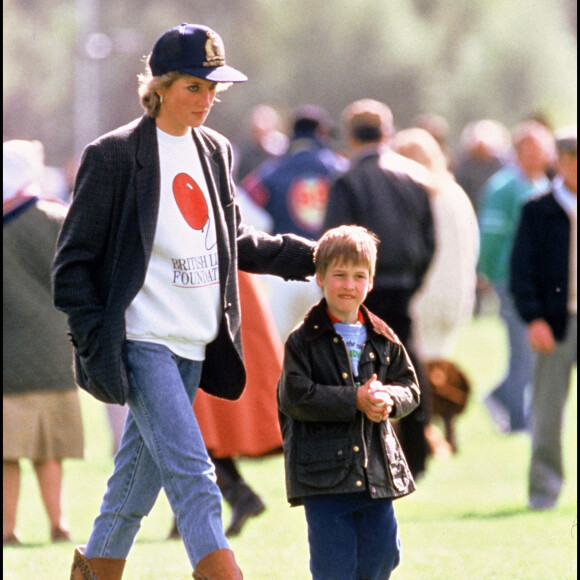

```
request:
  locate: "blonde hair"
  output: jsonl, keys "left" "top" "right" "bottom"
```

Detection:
{"left": 137, "top": 59, "right": 232, "bottom": 118}
{"left": 393, "top": 127, "right": 448, "bottom": 175}
{"left": 314, "top": 225, "right": 379, "bottom": 278}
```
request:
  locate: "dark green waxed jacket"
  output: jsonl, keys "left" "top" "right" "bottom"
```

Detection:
{"left": 278, "top": 299, "right": 419, "bottom": 506}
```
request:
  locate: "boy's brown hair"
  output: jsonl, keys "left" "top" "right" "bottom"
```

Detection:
{"left": 314, "top": 225, "right": 379, "bottom": 278}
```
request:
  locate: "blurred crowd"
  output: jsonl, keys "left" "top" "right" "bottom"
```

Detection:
{"left": 4, "top": 99, "right": 576, "bottom": 547}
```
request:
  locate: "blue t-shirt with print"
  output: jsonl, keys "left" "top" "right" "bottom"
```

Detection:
{"left": 334, "top": 321, "right": 367, "bottom": 381}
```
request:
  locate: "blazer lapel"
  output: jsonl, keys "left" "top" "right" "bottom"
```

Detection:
{"left": 193, "top": 128, "right": 231, "bottom": 283}
{"left": 135, "top": 116, "right": 160, "bottom": 262}
{"left": 193, "top": 127, "right": 222, "bottom": 199}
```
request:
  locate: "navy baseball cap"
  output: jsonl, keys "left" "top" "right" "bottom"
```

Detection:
{"left": 149, "top": 23, "right": 248, "bottom": 82}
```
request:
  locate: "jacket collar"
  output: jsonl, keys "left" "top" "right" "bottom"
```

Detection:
{"left": 351, "top": 145, "right": 382, "bottom": 166}
{"left": 135, "top": 115, "right": 159, "bottom": 168}
{"left": 192, "top": 127, "right": 223, "bottom": 197}
{"left": 133, "top": 116, "right": 161, "bottom": 256}
{"left": 303, "top": 298, "right": 399, "bottom": 344}
{"left": 193, "top": 126, "right": 221, "bottom": 158}
{"left": 553, "top": 176, "right": 576, "bottom": 215}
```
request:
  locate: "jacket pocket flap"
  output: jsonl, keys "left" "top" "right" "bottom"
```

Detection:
{"left": 296, "top": 437, "right": 353, "bottom": 488}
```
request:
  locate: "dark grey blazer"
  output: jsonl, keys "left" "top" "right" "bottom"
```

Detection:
{"left": 510, "top": 190, "right": 572, "bottom": 341}
{"left": 52, "top": 115, "right": 315, "bottom": 404}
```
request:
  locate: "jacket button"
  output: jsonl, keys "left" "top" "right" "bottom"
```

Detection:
{"left": 353, "top": 446, "right": 360, "bottom": 452}
{"left": 356, "top": 480, "right": 363, "bottom": 487}
{"left": 314, "top": 325, "right": 319, "bottom": 329}
{"left": 369, "top": 352, "right": 375, "bottom": 359}
{"left": 342, "top": 372, "right": 349, "bottom": 379}
{"left": 333, "top": 337, "right": 339, "bottom": 343}
{"left": 387, "top": 356, "right": 390, "bottom": 363}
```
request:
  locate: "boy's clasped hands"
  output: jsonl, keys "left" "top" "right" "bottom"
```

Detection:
{"left": 356, "top": 373, "right": 394, "bottom": 423}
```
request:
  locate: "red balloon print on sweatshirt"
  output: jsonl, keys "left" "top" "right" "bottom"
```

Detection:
{"left": 173, "top": 173, "right": 209, "bottom": 231}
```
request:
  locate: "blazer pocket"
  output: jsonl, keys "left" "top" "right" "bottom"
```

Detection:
{"left": 296, "top": 436, "right": 353, "bottom": 489}
{"left": 75, "top": 327, "right": 128, "bottom": 405}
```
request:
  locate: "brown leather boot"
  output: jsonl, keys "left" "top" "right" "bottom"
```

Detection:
{"left": 192, "top": 548, "right": 243, "bottom": 579}
{"left": 70, "top": 545, "right": 126, "bottom": 580}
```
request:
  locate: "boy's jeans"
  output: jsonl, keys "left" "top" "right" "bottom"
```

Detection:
{"left": 303, "top": 492, "right": 401, "bottom": 580}
{"left": 85, "top": 340, "right": 229, "bottom": 567}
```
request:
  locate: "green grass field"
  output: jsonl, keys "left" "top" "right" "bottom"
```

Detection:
{"left": 4, "top": 312, "right": 577, "bottom": 579}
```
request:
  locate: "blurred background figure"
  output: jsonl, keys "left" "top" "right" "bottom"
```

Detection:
{"left": 242, "top": 104, "right": 346, "bottom": 339}
{"left": 234, "top": 105, "right": 288, "bottom": 234}
{"left": 454, "top": 119, "right": 512, "bottom": 214}
{"left": 3, "top": 140, "right": 84, "bottom": 545}
{"left": 323, "top": 98, "right": 435, "bottom": 479}
{"left": 393, "top": 127, "right": 479, "bottom": 457}
{"left": 413, "top": 113, "right": 454, "bottom": 170}
{"left": 478, "top": 120, "right": 556, "bottom": 434}
{"left": 44, "top": 153, "right": 127, "bottom": 459}
{"left": 234, "top": 104, "right": 288, "bottom": 184}
{"left": 510, "top": 126, "right": 576, "bottom": 510}
{"left": 168, "top": 271, "right": 284, "bottom": 539}
{"left": 393, "top": 127, "right": 479, "bottom": 362}
{"left": 3, "top": 139, "right": 45, "bottom": 202}
{"left": 242, "top": 104, "right": 346, "bottom": 241}
{"left": 525, "top": 111, "right": 558, "bottom": 179}
{"left": 454, "top": 119, "right": 512, "bottom": 317}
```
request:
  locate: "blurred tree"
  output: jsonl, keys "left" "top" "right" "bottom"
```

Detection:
{"left": 3, "top": 0, "right": 577, "bottom": 169}
{"left": 3, "top": 2, "right": 76, "bottom": 164}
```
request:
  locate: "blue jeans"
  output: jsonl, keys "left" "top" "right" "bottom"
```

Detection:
{"left": 303, "top": 492, "right": 401, "bottom": 580}
{"left": 85, "top": 341, "right": 228, "bottom": 567}
{"left": 489, "top": 283, "right": 535, "bottom": 431}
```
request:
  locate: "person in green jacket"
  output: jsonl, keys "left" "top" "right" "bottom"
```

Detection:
{"left": 478, "top": 120, "right": 555, "bottom": 433}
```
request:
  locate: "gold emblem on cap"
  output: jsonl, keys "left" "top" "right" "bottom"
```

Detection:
{"left": 204, "top": 31, "right": 226, "bottom": 67}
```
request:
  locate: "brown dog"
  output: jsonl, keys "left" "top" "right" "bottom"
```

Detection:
{"left": 426, "top": 359, "right": 471, "bottom": 453}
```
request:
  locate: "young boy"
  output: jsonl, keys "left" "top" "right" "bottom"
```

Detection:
{"left": 278, "top": 225, "right": 420, "bottom": 579}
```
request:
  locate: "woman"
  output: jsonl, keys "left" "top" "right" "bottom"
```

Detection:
{"left": 4, "top": 139, "right": 84, "bottom": 546}
{"left": 393, "top": 127, "right": 479, "bottom": 361}
{"left": 53, "top": 23, "right": 315, "bottom": 579}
